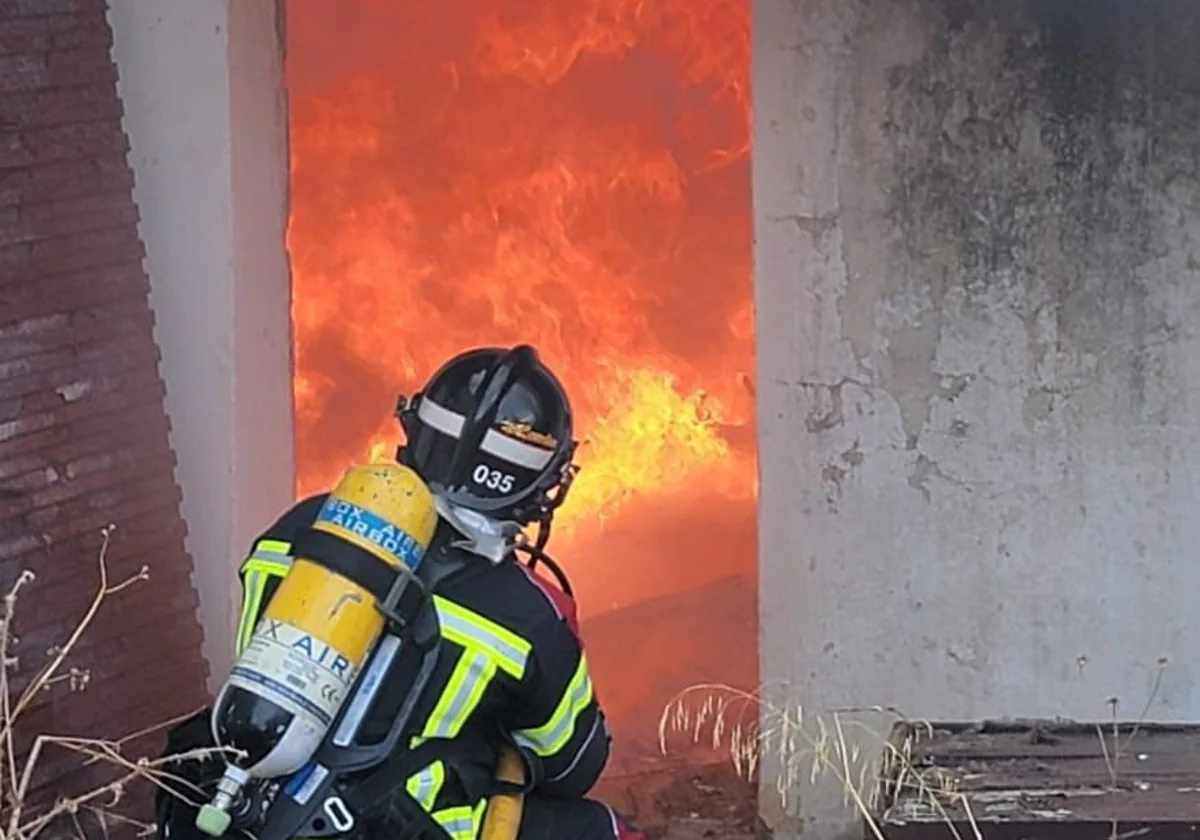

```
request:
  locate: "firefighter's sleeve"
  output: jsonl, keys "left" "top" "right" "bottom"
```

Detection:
{"left": 233, "top": 535, "right": 293, "bottom": 655}
{"left": 504, "top": 614, "right": 611, "bottom": 798}
{"left": 232, "top": 494, "right": 330, "bottom": 656}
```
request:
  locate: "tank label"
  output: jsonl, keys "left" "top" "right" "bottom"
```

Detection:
{"left": 233, "top": 619, "right": 360, "bottom": 729}
{"left": 316, "top": 497, "right": 424, "bottom": 569}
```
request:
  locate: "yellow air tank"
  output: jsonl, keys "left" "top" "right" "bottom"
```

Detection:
{"left": 196, "top": 462, "right": 439, "bottom": 837}
{"left": 480, "top": 745, "right": 528, "bottom": 840}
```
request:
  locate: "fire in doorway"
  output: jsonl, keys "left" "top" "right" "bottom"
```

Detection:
{"left": 283, "top": 0, "right": 758, "bottom": 765}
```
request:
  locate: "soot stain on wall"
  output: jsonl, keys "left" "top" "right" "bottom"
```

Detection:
{"left": 882, "top": 0, "right": 1200, "bottom": 406}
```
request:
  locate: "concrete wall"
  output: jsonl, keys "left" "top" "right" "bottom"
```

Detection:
{"left": 754, "top": 1, "right": 1200, "bottom": 837}
{"left": 106, "top": 0, "right": 295, "bottom": 690}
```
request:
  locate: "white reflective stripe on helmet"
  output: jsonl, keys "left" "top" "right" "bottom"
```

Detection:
{"left": 417, "top": 397, "right": 554, "bottom": 470}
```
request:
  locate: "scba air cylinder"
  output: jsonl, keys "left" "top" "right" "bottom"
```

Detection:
{"left": 195, "top": 462, "right": 439, "bottom": 836}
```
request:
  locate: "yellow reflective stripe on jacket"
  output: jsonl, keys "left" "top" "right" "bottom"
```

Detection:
{"left": 420, "top": 650, "right": 497, "bottom": 740}
{"left": 432, "top": 596, "right": 530, "bottom": 679}
{"left": 412, "top": 598, "right": 532, "bottom": 741}
{"left": 405, "top": 760, "right": 445, "bottom": 811}
{"left": 431, "top": 799, "right": 487, "bottom": 840}
{"left": 235, "top": 568, "right": 264, "bottom": 657}
{"left": 234, "top": 539, "right": 293, "bottom": 656}
{"left": 513, "top": 653, "right": 594, "bottom": 757}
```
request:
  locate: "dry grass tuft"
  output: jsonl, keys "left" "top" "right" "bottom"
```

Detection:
{"left": 0, "top": 524, "right": 239, "bottom": 840}
{"left": 656, "top": 684, "right": 981, "bottom": 840}
{"left": 658, "top": 660, "right": 1171, "bottom": 840}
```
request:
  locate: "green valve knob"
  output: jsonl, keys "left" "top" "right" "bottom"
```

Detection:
{"left": 195, "top": 804, "right": 232, "bottom": 837}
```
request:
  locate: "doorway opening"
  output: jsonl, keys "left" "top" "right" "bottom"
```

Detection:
{"left": 284, "top": 0, "right": 756, "bottom": 771}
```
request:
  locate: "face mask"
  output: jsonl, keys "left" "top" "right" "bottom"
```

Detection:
{"left": 432, "top": 493, "right": 523, "bottom": 564}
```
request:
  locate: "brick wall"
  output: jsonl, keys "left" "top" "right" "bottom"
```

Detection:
{"left": 1, "top": 0, "right": 213, "bottom": 829}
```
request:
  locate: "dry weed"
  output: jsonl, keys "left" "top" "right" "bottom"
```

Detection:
{"left": 658, "top": 659, "right": 1172, "bottom": 840}
{"left": 656, "top": 684, "right": 980, "bottom": 840}
{"left": 0, "top": 524, "right": 238, "bottom": 840}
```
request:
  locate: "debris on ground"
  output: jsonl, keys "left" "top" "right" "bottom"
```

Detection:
{"left": 594, "top": 757, "right": 759, "bottom": 840}
{"left": 874, "top": 719, "right": 1200, "bottom": 840}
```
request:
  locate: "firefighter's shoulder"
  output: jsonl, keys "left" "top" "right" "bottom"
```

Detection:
{"left": 256, "top": 491, "right": 331, "bottom": 544}
{"left": 439, "top": 551, "right": 568, "bottom": 642}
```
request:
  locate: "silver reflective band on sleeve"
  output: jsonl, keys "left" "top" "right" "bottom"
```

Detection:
{"left": 512, "top": 654, "right": 594, "bottom": 757}
{"left": 249, "top": 547, "right": 293, "bottom": 568}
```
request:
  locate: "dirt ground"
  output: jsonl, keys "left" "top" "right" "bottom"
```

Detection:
{"left": 593, "top": 758, "right": 760, "bottom": 840}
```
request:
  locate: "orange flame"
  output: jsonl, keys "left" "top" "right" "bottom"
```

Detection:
{"left": 287, "top": 0, "right": 754, "bottom": 608}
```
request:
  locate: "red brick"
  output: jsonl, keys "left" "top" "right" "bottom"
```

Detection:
{"left": 1, "top": 200, "right": 139, "bottom": 249}
{"left": 0, "top": 203, "right": 23, "bottom": 243}
{"left": 0, "top": 311, "right": 75, "bottom": 361}
{"left": 56, "top": 590, "right": 205, "bottom": 665}
{"left": 20, "top": 486, "right": 181, "bottom": 553}
{"left": 0, "top": 341, "right": 154, "bottom": 402}
{"left": 16, "top": 118, "right": 128, "bottom": 164}
{"left": 0, "top": 221, "right": 29, "bottom": 251}
{"left": 0, "top": 15, "right": 109, "bottom": 58}
{"left": 0, "top": 406, "right": 56, "bottom": 444}
{"left": 0, "top": 573, "right": 208, "bottom": 678}
{"left": 0, "top": 15, "right": 79, "bottom": 52}
{"left": 28, "top": 449, "right": 177, "bottom": 513}
{"left": 32, "top": 681, "right": 209, "bottom": 799}
{"left": 0, "top": 155, "right": 134, "bottom": 208}
{"left": 22, "top": 350, "right": 160, "bottom": 404}
{"left": 16, "top": 551, "right": 190, "bottom": 627}
{"left": 31, "top": 200, "right": 138, "bottom": 240}
{"left": 22, "top": 188, "right": 138, "bottom": 224}
{"left": 50, "top": 13, "right": 111, "bottom": 53}
{"left": 5, "top": 495, "right": 188, "bottom": 588}
{"left": 52, "top": 400, "right": 173, "bottom": 457}
{"left": 0, "top": 53, "right": 46, "bottom": 93}
{"left": 1, "top": 509, "right": 185, "bottom": 607}
{"left": 0, "top": 451, "right": 44, "bottom": 482}
{"left": 22, "top": 505, "right": 177, "bottom": 574}
{"left": 0, "top": 129, "right": 30, "bottom": 167}
{"left": 48, "top": 49, "right": 117, "bottom": 89}
{"left": 0, "top": 226, "right": 145, "bottom": 281}
{"left": 38, "top": 223, "right": 145, "bottom": 272}
{"left": 0, "top": 84, "right": 123, "bottom": 131}
{"left": 0, "top": 393, "right": 169, "bottom": 465}
{"left": 0, "top": 261, "right": 146, "bottom": 324}
{"left": 16, "top": 558, "right": 195, "bottom": 648}
{"left": 0, "top": 227, "right": 146, "bottom": 294}
{"left": 0, "top": 0, "right": 83, "bottom": 18}
{"left": 4, "top": 306, "right": 158, "bottom": 366}
{"left": 0, "top": 530, "right": 45, "bottom": 560}
{"left": 0, "top": 376, "right": 167, "bottom": 460}
{"left": 15, "top": 659, "right": 206, "bottom": 756}
{"left": 68, "top": 656, "right": 209, "bottom": 733}
{"left": 0, "top": 0, "right": 209, "bottom": 799}
{"left": 0, "top": 394, "right": 171, "bottom": 472}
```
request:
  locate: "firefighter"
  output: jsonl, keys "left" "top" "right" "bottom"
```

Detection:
{"left": 154, "top": 344, "right": 647, "bottom": 840}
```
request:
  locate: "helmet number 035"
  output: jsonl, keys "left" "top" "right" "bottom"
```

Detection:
{"left": 473, "top": 464, "right": 515, "bottom": 493}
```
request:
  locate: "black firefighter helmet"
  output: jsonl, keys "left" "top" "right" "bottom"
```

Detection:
{"left": 395, "top": 344, "right": 579, "bottom": 538}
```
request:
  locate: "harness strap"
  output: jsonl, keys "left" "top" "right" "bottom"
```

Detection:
{"left": 340, "top": 739, "right": 481, "bottom": 840}
{"left": 291, "top": 526, "right": 402, "bottom": 603}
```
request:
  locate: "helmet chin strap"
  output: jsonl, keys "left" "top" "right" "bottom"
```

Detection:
{"left": 431, "top": 490, "right": 523, "bottom": 564}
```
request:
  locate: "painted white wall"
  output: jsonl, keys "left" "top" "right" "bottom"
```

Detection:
{"left": 106, "top": 0, "right": 294, "bottom": 691}
{"left": 755, "top": 1, "right": 1200, "bottom": 837}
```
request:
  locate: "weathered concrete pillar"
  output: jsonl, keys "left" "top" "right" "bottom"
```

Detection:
{"left": 106, "top": 0, "right": 294, "bottom": 689}
{"left": 754, "top": 1, "right": 1200, "bottom": 836}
